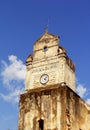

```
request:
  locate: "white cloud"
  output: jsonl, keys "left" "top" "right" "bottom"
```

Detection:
{"left": 0, "top": 88, "right": 24, "bottom": 103}
{"left": 76, "top": 83, "right": 90, "bottom": 105}
{"left": 0, "top": 55, "right": 26, "bottom": 104}
{"left": 76, "top": 84, "right": 87, "bottom": 98}
{"left": 86, "top": 99, "right": 90, "bottom": 105}
{"left": 1, "top": 55, "right": 26, "bottom": 87}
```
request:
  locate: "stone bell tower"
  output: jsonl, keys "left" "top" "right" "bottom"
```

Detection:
{"left": 18, "top": 31, "right": 90, "bottom": 130}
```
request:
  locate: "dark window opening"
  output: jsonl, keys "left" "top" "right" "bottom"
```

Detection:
{"left": 38, "top": 119, "right": 44, "bottom": 130}
{"left": 57, "top": 49, "right": 60, "bottom": 53}
{"left": 43, "top": 46, "right": 48, "bottom": 52}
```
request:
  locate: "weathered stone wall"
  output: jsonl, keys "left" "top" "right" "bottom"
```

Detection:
{"left": 64, "top": 63, "right": 75, "bottom": 91}
{"left": 65, "top": 87, "right": 90, "bottom": 130}
{"left": 18, "top": 85, "right": 90, "bottom": 130}
{"left": 18, "top": 85, "right": 63, "bottom": 130}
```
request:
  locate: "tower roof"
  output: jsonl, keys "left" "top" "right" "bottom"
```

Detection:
{"left": 34, "top": 31, "right": 60, "bottom": 52}
{"left": 34, "top": 31, "right": 59, "bottom": 44}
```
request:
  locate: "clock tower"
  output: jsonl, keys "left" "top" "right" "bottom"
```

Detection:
{"left": 25, "top": 31, "right": 75, "bottom": 91}
{"left": 18, "top": 31, "right": 90, "bottom": 130}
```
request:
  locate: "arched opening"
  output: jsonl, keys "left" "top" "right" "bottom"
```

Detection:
{"left": 43, "top": 46, "right": 48, "bottom": 52}
{"left": 38, "top": 119, "right": 44, "bottom": 130}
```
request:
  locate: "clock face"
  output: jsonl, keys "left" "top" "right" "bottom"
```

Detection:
{"left": 40, "top": 74, "right": 49, "bottom": 84}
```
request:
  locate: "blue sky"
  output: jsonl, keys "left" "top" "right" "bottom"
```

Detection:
{"left": 0, "top": 0, "right": 90, "bottom": 129}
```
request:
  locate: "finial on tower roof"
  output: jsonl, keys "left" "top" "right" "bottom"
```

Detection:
{"left": 45, "top": 26, "right": 48, "bottom": 33}
{"left": 45, "top": 19, "right": 49, "bottom": 33}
